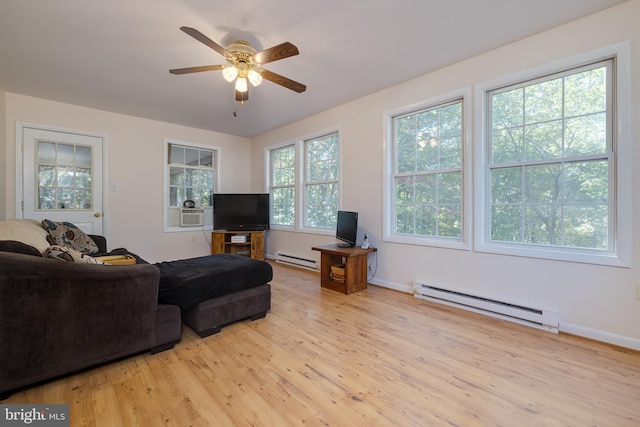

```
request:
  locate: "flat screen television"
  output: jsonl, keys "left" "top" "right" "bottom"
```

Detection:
{"left": 336, "top": 210, "right": 358, "bottom": 247}
{"left": 213, "top": 193, "right": 270, "bottom": 231}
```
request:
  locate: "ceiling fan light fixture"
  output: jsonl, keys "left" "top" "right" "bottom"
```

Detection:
{"left": 248, "top": 69, "right": 263, "bottom": 87}
{"left": 222, "top": 66, "right": 238, "bottom": 82}
{"left": 235, "top": 76, "right": 248, "bottom": 93}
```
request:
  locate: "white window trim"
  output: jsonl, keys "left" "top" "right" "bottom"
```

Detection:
{"left": 473, "top": 42, "right": 632, "bottom": 267}
{"left": 163, "top": 138, "right": 220, "bottom": 233}
{"left": 265, "top": 127, "right": 342, "bottom": 236}
{"left": 383, "top": 88, "right": 472, "bottom": 251}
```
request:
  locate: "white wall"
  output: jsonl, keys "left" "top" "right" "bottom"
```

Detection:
{"left": 251, "top": 1, "right": 640, "bottom": 349}
{"left": 4, "top": 93, "right": 252, "bottom": 262}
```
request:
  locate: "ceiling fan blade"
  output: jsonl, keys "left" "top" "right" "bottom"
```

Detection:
{"left": 254, "top": 42, "right": 299, "bottom": 65}
{"left": 179, "top": 26, "right": 234, "bottom": 60}
{"left": 236, "top": 89, "right": 249, "bottom": 102}
{"left": 259, "top": 69, "right": 306, "bottom": 93}
{"left": 169, "top": 65, "right": 224, "bottom": 75}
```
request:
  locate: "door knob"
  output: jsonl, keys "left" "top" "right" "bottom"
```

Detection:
{"left": 94, "top": 212, "right": 102, "bottom": 217}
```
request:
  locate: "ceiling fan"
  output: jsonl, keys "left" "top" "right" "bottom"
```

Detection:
{"left": 170, "top": 26, "right": 306, "bottom": 104}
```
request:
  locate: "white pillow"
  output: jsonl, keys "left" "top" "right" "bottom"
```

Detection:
{"left": 0, "top": 219, "right": 51, "bottom": 253}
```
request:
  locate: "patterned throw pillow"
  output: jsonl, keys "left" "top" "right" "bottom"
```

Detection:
{"left": 44, "top": 245, "right": 105, "bottom": 264}
{"left": 41, "top": 219, "right": 99, "bottom": 255}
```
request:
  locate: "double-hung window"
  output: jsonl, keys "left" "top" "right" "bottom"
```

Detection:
{"left": 268, "top": 131, "right": 340, "bottom": 232}
{"left": 485, "top": 60, "right": 613, "bottom": 255}
{"left": 270, "top": 144, "right": 296, "bottom": 227}
{"left": 304, "top": 133, "right": 340, "bottom": 229}
{"left": 388, "top": 98, "right": 465, "bottom": 246}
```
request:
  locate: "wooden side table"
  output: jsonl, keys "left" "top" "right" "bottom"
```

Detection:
{"left": 311, "top": 244, "right": 377, "bottom": 294}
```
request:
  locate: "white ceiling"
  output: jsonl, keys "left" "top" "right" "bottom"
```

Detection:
{"left": 0, "top": 0, "right": 629, "bottom": 138}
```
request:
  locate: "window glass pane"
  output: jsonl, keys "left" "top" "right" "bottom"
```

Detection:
{"left": 525, "top": 121, "right": 563, "bottom": 161}
{"left": 564, "top": 67, "right": 606, "bottom": 117}
{"left": 271, "top": 187, "right": 295, "bottom": 226}
{"left": 57, "top": 144, "right": 74, "bottom": 166}
{"left": 199, "top": 150, "right": 213, "bottom": 167}
{"left": 396, "top": 115, "right": 417, "bottom": 173}
{"left": 565, "top": 113, "right": 606, "bottom": 156}
{"left": 38, "top": 165, "right": 56, "bottom": 187}
{"left": 306, "top": 135, "right": 338, "bottom": 182}
{"left": 38, "top": 142, "right": 56, "bottom": 164}
{"left": 76, "top": 146, "right": 91, "bottom": 168}
{"left": 272, "top": 145, "right": 295, "bottom": 186}
{"left": 76, "top": 168, "right": 91, "bottom": 188}
{"left": 185, "top": 148, "right": 199, "bottom": 166}
{"left": 170, "top": 167, "right": 185, "bottom": 185}
{"left": 305, "top": 183, "right": 339, "bottom": 228}
{"left": 170, "top": 146, "right": 185, "bottom": 165}
{"left": 57, "top": 188, "right": 73, "bottom": 209}
{"left": 57, "top": 167, "right": 74, "bottom": 187}
{"left": 75, "top": 189, "right": 92, "bottom": 209}
{"left": 564, "top": 160, "right": 608, "bottom": 203}
{"left": 38, "top": 188, "right": 56, "bottom": 210}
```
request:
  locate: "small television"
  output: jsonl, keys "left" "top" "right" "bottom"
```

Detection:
{"left": 213, "top": 193, "right": 270, "bottom": 231}
{"left": 336, "top": 210, "right": 358, "bottom": 247}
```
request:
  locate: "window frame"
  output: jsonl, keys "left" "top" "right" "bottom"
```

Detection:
{"left": 473, "top": 42, "right": 632, "bottom": 266}
{"left": 266, "top": 129, "right": 342, "bottom": 235}
{"left": 383, "top": 88, "right": 472, "bottom": 250}
{"left": 163, "top": 138, "right": 219, "bottom": 233}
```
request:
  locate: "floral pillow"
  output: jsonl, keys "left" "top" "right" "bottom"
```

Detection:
{"left": 44, "top": 245, "right": 104, "bottom": 264}
{"left": 41, "top": 219, "right": 99, "bottom": 255}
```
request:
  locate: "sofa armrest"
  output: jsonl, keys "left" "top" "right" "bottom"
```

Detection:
{"left": 0, "top": 252, "right": 159, "bottom": 396}
{"left": 89, "top": 234, "right": 107, "bottom": 253}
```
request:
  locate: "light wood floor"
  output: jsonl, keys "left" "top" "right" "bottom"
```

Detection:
{"left": 5, "top": 261, "right": 640, "bottom": 426}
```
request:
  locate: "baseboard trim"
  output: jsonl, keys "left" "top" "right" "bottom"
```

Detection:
{"left": 560, "top": 322, "right": 640, "bottom": 352}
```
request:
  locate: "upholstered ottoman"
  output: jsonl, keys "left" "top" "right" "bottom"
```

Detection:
{"left": 182, "top": 284, "right": 271, "bottom": 337}
{"left": 154, "top": 254, "right": 273, "bottom": 337}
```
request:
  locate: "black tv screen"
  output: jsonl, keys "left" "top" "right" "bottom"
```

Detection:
{"left": 336, "top": 210, "right": 358, "bottom": 247}
{"left": 213, "top": 193, "right": 270, "bottom": 231}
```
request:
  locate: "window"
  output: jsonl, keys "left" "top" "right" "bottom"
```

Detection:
{"left": 486, "top": 61, "right": 612, "bottom": 252}
{"left": 390, "top": 99, "right": 464, "bottom": 242}
{"left": 168, "top": 143, "right": 215, "bottom": 207}
{"left": 37, "top": 142, "right": 92, "bottom": 210}
{"left": 164, "top": 140, "right": 218, "bottom": 231}
{"left": 270, "top": 144, "right": 295, "bottom": 227}
{"left": 304, "top": 133, "right": 339, "bottom": 229}
{"left": 268, "top": 131, "right": 340, "bottom": 232}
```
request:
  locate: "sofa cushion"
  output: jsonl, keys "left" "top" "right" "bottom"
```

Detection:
{"left": 0, "top": 240, "right": 43, "bottom": 257}
{"left": 42, "top": 219, "right": 99, "bottom": 254}
{"left": 44, "top": 245, "right": 105, "bottom": 264}
{"left": 0, "top": 219, "right": 51, "bottom": 253}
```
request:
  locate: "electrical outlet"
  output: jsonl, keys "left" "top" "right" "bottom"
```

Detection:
{"left": 636, "top": 283, "right": 640, "bottom": 300}
{"left": 368, "top": 263, "right": 372, "bottom": 272}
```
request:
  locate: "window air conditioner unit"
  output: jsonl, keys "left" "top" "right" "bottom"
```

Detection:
{"left": 180, "top": 208, "right": 205, "bottom": 227}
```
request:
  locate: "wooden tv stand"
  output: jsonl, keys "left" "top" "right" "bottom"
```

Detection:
{"left": 311, "top": 244, "right": 377, "bottom": 294}
{"left": 211, "top": 230, "right": 265, "bottom": 260}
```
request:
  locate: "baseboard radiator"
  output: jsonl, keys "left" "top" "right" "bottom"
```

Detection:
{"left": 274, "top": 252, "right": 319, "bottom": 271}
{"left": 413, "top": 281, "right": 558, "bottom": 333}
